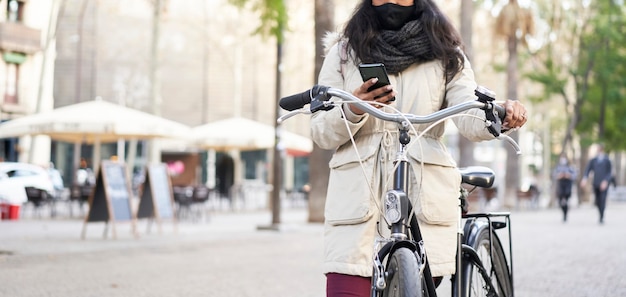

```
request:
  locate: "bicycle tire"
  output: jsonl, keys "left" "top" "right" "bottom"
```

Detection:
{"left": 461, "top": 225, "right": 513, "bottom": 297}
{"left": 382, "top": 247, "right": 423, "bottom": 297}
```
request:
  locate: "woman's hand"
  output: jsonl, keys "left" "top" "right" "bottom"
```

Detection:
{"left": 349, "top": 78, "right": 396, "bottom": 115}
{"left": 500, "top": 99, "right": 528, "bottom": 130}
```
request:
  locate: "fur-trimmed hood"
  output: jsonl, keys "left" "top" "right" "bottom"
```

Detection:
{"left": 322, "top": 31, "right": 343, "bottom": 55}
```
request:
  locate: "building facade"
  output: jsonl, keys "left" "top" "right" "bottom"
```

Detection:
{"left": 0, "top": 0, "right": 55, "bottom": 164}
{"left": 49, "top": 0, "right": 319, "bottom": 191}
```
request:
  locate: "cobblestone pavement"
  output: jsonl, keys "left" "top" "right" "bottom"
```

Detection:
{"left": 505, "top": 200, "right": 626, "bottom": 297}
{"left": 1, "top": 200, "right": 625, "bottom": 297}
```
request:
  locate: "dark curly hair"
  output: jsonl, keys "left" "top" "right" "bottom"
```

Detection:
{"left": 343, "top": 0, "right": 465, "bottom": 82}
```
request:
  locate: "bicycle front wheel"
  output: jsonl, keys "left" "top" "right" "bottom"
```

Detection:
{"left": 382, "top": 247, "right": 423, "bottom": 297}
{"left": 461, "top": 226, "right": 513, "bottom": 297}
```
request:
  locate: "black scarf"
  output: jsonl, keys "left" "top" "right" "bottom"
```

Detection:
{"left": 370, "top": 19, "right": 434, "bottom": 75}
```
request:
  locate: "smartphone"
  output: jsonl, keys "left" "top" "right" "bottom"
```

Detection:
{"left": 358, "top": 63, "right": 394, "bottom": 100}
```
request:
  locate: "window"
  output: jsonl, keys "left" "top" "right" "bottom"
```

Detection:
{"left": 7, "top": 0, "right": 24, "bottom": 22}
{"left": 4, "top": 63, "right": 18, "bottom": 104}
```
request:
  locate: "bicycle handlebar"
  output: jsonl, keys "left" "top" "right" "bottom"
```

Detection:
{"left": 278, "top": 84, "right": 521, "bottom": 153}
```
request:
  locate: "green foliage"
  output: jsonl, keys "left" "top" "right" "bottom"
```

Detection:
{"left": 525, "top": 0, "right": 626, "bottom": 151}
{"left": 491, "top": 63, "right": 506, "bottom": 73}
{"left": 524, "top": 37, "right": 569, "bottom": 104}
{"left": 576, "top": 1, "right": 626, "bottom": 150}
{"left": 227, "top": 0, "right": 287, "bottom": 43}
{"left": 525, "top": 68, "right": 567, "bottom": 101}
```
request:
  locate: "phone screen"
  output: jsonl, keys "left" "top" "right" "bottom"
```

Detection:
{"left": 359, "top": 63, "right": 390, "bottom": 91}
{"left": 359, "top": 63, "right": 394, "bottom": 100}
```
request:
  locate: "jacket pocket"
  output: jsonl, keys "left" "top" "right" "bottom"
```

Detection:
{"left": 325, "top": 142, "right": 378, "bottom": 226}
{"left": 412, "top": 164, "right": 461, "bottom": 226}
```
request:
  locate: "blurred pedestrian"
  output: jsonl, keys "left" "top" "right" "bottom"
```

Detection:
{"left": 580, "top": 144, "right": 612, "bottom": 224}
{"left": 47, "top": 162, "right": 64, "bottom": 197}
{"left": 76, "top": 158, "right": 95, "bottom": 187}
{"left": 47, "top": 162, "right": 64, "bottom": 217}
{"left": 553, "top": 155, "right": 576, "bottom": 222}
{"left": 73, "top": 158, "right": 95, "bottom": 215}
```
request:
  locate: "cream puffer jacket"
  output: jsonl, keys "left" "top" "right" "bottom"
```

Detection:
{"left": 311, "top": 39, "right": 496, "bottom": 277}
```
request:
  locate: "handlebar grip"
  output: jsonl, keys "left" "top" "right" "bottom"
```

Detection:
{"left": 279, "top": 89, "right": 313, "bottom": 111}
{"left": 280, "top": 85, "right": 334, "bottom": 113}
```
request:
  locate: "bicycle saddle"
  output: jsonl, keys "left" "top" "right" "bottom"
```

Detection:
{"left": 459, "top": 166, "right": 495, "bottom": 188}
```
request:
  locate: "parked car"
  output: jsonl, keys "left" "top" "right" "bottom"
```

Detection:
{"left": 0, "top": 162, "right": 55, "bottom": 205}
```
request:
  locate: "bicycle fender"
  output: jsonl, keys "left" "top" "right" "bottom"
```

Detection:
{"left": 463, "top": 218, "right": 488, "bottom": 248}
{"left": 377, "top": 240, "right": 419, "bottom": 262}
{"left": 390, "top": 240, "right": 419, "bottom": 255}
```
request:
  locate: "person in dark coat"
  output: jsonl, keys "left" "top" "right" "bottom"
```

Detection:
{"left": 553, "top": 155, "right": 576, "bottom": 222}
{"left": 580, "top": 144, "right": 613, "bottom": 224}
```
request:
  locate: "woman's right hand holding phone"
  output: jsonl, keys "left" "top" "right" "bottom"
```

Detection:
{"left": 349, "top": 78, "right": 396, "bottom": 115}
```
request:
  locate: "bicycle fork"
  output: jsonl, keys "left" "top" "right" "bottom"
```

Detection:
{"left": 372, "top": 127, "right": 437, "bottom": 296}
{"left": 372, "top": 155, "right": 412, "bottom": 293}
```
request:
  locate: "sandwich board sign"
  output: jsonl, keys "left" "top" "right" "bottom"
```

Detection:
{"left": 136, "top": 163, "right": 177, "bottom": 233}
{"left": 81, "top": 160, "right": 137, "bottom": 239}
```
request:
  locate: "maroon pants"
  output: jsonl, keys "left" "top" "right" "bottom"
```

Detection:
{"left": 326, "top": 272, "right": 443, "bottom": 296}
{"left": 326, "top": 273, "right": 371, "bottom": 297}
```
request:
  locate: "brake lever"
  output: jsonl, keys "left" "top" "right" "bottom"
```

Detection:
{"left": 475, "top": 86, "right": 522, "bottom": 154}
{"left": 498, "top": 134, "right": 522, "bottom": 155}
{"left": 310, "top": 92, "right": 334, "bottom": 113}
{"left": 277, "top": 109, "right": 311, "bottom": 124}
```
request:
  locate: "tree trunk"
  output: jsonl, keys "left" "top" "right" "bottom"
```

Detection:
{"left": 504, "top": 34, "right": 520, "bottom": 208}
{"left": 459, "top": 0, "right": 473, "bottom": 62}
{"left": 308, "top": 0, "right": 335, "bottom": 223}
{"left": 271, "top": 40, "right": 283, "bottom": 225}
{"left": 598, "top": 81, "right": 607, "bottom": 138}
{"left": 457, "top": 0, "right": 475, "bottom": 167}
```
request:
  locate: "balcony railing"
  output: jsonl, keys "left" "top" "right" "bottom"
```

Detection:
{"left": 0, "top": 21, "right": 41, "bottom": 54}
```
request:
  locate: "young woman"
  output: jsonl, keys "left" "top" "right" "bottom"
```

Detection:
{"left": 311, "top": 0, "right": 529, "bottom": 296}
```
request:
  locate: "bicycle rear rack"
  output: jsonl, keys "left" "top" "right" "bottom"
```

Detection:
{"left": 463, "top": 212, "right": 514, "bottom": 296}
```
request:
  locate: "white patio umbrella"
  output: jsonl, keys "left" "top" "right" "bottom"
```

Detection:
{"left": 190, "top": 117, "right": 312, "bottom": 154}
{"left": 0, "top": 98, "right": 191, "bottom": 143}
{"left": 190, "top": 117, "right": 312, "bottom": 194}
{"left": 0, "top": 98, "right": 192, "bottom": 173}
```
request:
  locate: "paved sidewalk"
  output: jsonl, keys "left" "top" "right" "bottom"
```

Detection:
{"left": 1, "top": 207, "right": 326, "bottom": 297}
{"left": 2, "top": 201, "right": 626, "bottom": 297}
{"left": 0, "top": 206, "right": 317, "bottom": 254}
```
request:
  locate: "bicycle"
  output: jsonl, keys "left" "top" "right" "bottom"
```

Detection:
{"left": 278, "top": 84, "right": 520, "bottom": 297}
